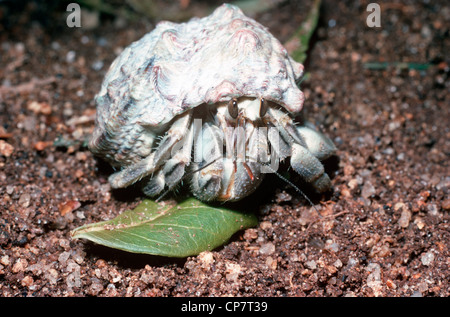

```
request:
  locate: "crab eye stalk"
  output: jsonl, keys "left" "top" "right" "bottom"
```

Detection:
{"left": 227, "top": 98, "right": 239, "bottom": 119}
{"left": 260, "top": 98, "right": 269, "bottom": 117}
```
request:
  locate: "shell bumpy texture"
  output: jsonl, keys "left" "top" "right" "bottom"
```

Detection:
{"left": 90, "top": 4, "right": 305, "bottom": 166}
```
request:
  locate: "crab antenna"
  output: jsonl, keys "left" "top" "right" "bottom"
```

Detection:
{"left": 254, "top": 160, "right": 320, "bottom": 217}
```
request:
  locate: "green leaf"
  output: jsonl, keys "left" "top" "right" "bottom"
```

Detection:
{"left": 285, "top": 0, "right": 322, "bottom": 63}
{"left": 363, "top": 62, "right": 430, "bottom": 70}
{"left": 71, "top": 198, "right": 258, "bottom": 257}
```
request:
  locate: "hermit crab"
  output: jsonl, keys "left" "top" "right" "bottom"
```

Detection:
{"left": 89, "top": 4, "right": 336, "bottom": 202}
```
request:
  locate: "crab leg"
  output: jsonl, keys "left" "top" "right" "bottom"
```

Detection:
{"left": 141, "top": 169, "right": 165, "bottom": 197}
{"left": 290, "top": 143, "right": 331, "bottom": 193}
{"left": 267, "top": 108, "right": 336, "bottom": 160}
{"left": 266, "top": 108, "right": 306, "bottom": 147}
{"left": 109, "top": 111, "right": 192, "bottom": 189}
{"left": 190, "top": 122, "right": 224, "bottom": 201}
{"left": 142, "top": 122, "right": 194, "bottom": 196}
{"left": 265, "top": 108, "right": 335, "bottom": 193}
{"left": 295, "top": 121, "right": 336, "bottom": 161}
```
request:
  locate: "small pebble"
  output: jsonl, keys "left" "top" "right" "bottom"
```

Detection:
{"left": 45, "top": 269, "right": 59, "bottom": 285}
{"left": 265, "top": 256, "right": 277, "bottom": 270}
{"left": 259, "top": 221, "right": 272, "bottom": 230}
{"left": 366, "top": 263, "right": 383, "bottom": 297}
{"left": 421, "top": 250, "right": 435, "bottom": 266}
{"left": 427, "top": 203, "right": 439, "bottom": 216}
{"left": 243, "top": 228, "right": 258, "bottom": 240}
{"left": 88, "top": 278, "right": 104, "bottom": 296}
{"left": 27, "top": 101, "right": 52, "bottom": 115}
{"left": 66, "top": 51, "right": 76, "bottom": 63}
{"left": 333, "top": 259, "right": 343, "bottom": 268}
{"left": 441, "top": 199, "right": 450, "bottom": 211}
{"left": 325, "top": 240, "right": 340, "bottom": 252}
{"left": 361, "top": 181, "right": 376, "bottom": 198}
{"left": 91, "top": 60, "right": 104, "bottom": 71}
{"left": 259, "top": 242, "right": 275, "bottom": 255}
{"left": 59, "top": 200, "right": 81, "bottom": 216}
{"left": 398, "top": 208, "right": 412, "bottom": 228}
{"left": 0, "top": 140, "right": 14, "bottom": 157}
{"left": 6, "top": 185, "right": 14, "bottom": 195}
{"left": 18, "top": 193, "right": 31, "bottom": 208}
{"left": 12, "top": 258, "right": 28, "bottom": 273}
{"left": 410, "top": 290, "right": 423, "bottom": 297}
{"left": 225, "top": 262, "right": 241, "bottom": 282}
{"left": 0, "top": 255, "right": 10, "bottom": 266}
{"left": 21, "top": 275, "right": 34, "bottom": 287}
{"left": 58, "top": 251, "right": 71, "bottom": 265}
{"left": 304, "top": 260, "right": 317, "bottom": 270}
{"left": 197, "top": 251, "right": 214, "bottom": 269}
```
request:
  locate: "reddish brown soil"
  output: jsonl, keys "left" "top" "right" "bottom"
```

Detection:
{"left": 0, "top": 0, "right": 448, "bottom": 297}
